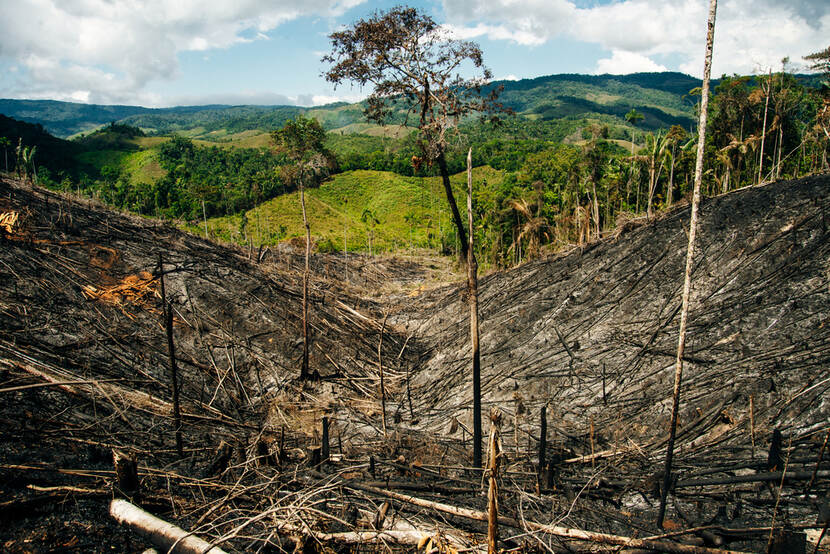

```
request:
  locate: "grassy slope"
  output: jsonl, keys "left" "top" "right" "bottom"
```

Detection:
{"left": 199, "top": 167, "right": 504, "bottom": 253}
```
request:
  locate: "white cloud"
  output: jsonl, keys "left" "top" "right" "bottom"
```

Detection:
{"left": 309, "top": 93, "right": 365, "bottom": 106}
{"left": 594, "top": 50, "right": 667, "bottom": 75}
{"left": 440, "top": 0, "right": 830, "bottom": 78}
{"left": 441, "top": 23, "right": 547, "bottom": 46}
{"left": 0, "top": 0, "right": 366, "bottom": 105}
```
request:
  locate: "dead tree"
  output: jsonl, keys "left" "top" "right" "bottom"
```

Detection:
{"left": 487, "top": 409, "right": 502, "bottom": 554}
{"left": 158, "top": 253, "right": 183, "bottom": 457}
{"left": 300, "top": 183, "right": 311, "bottom": 379}
{"left": 467, "top": 148, "right": 483, "bottom": 467}
{"left": 657, "top": 0, "right": 718, "bottom": 527}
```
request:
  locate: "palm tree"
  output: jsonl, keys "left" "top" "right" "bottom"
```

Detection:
{"left": 662, "top": 126, "right": 688, "bottom": 208}
{"left": 644, "top": 130, "right": 668, "bottom": 219}
{"left": 625, "top": 109, "right": 644, "bottom": 154}
{"left": 21, "top": 145, "right": 37, "bottom": 184}
{"left": 507, "top": 197, "right": 550, "bottom": 260}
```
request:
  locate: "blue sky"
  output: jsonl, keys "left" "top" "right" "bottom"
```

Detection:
{"left": 1, "top": 0, "right": 827, "bottom": 107}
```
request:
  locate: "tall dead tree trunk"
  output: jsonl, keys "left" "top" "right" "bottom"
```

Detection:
{"left": 158, "top": 254, "right": 183, "bottom": 458}
{"left": 486, "top": 409, "right": 502, "bottom": 554}
{"left": 758, "top": 68, "right": 771, "bottom": 185}
{"left": 657, "top": 0, "right": 717, "bottom": 528}
{"left": 202, "top": 198, "right": 208, "bottom": 239}
{"left": 467, "top": 148, "right": 482, "bottom": 468}
{"left": 378, "top": 312, "right": 388, "bottom": 437}
{"left": 300, "top": 182, "right": 311, "bottom": 381}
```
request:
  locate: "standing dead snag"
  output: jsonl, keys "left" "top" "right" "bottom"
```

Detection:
{"left": 112, "top": 450, "right": 139, "bottom": 499}
{"left": 379, "top": 312, "right": 389, "bottom": 437}
{"left": 323, "top": 6, "right": 504, "bottom": 266}
{"left": 538, "top": 405, "right": 547, "bottom": 488}
{"left": 468, "top": 148, "right": 483, "bottom": 468}
{"left": 300, "top": 183, "right": 311, "bottom": 379}
{"left": 158, "top": 253, "right": 183, "bottom": 458}
{"left": 657, "top": 0, "right": 718, "bottom": 528}
{"left": 487, "top": 409, "right": 502, "bottom": 554}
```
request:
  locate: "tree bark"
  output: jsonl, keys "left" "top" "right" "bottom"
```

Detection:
{"left": 467, "top": 149, "right": 482, "bottom": 468}
{"left": 657, "top": 0, "right": 717, "bottom": 528}
{"left": 439, "top": 152, "right": 469, "bottom": 263}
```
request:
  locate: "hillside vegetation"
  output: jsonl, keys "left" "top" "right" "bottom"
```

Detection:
{"left": 200, "top": 167, "right": 504, "bottom": 255}
{"left": 1, "top": 70, "right": 828, "bottom": 268}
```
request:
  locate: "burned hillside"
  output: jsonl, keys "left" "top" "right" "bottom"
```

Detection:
{"left": 1, "top": 173, "right": 829, "bottom": 553}
{"left": 405, "top": 174, "right": 830, "bottom": 454}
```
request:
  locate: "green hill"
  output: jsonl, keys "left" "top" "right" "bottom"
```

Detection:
{"left": 199, "top": 167, "right": 505, "bottom": 254}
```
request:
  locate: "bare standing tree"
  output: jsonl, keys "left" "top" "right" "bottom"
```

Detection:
{"left": 272, "top": 116, "right": 336, "bottom": 380}
{"left": 657, "top": 0, "right": 718, "bottom": 528}
{"left": 323, "top": 6, "right": 504, "bottom": 265}
{"left": 467, "top": 148, "right": 483, "bottom": 467}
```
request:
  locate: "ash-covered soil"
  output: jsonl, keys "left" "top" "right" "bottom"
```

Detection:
{"left": 1, "top": 174, "right": 829, "bottom": 553}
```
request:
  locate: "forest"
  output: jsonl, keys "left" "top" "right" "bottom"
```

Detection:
{"left": 3, "top": 62, "right": 827, "bottom": 269}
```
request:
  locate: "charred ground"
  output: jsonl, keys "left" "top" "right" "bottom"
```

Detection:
{"left": 0, "top": 173, "right": 829, "bottom": 552}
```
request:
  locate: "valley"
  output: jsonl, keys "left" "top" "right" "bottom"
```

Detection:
{"left": 1, "top": 168, "right": 828, "bottom": 552}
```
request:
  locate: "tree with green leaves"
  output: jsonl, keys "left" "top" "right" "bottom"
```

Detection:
{"left": 272, "top": 115, "right": 336, "bottom": 381}
{"left": 324, "top": 6, "right": 503, "bottom": 266}
{"left": 19, "top": 144, "right": 37, "bottom": 184}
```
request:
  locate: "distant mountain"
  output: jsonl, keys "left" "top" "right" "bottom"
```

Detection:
{"left": 0, "top": 99, "right": 156, "bottom": 138}
{"left": 490, "top": 72, "right": 700, "bottom": 130}
{"left": 1, "top": 72, "right": 823, "bottom": 139}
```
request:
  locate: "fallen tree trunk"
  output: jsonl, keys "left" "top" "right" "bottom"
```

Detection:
{"left": 109, "top": 499, "right": 227, "bottom": 554}
{"left": 336, "top": 477, "right": 751, "bottom": 554}
{"left": 677, "top": 470, "right": 830, "bottom": 488}
{"left": 274, "top": 520, "right": 464, "bottom": 548}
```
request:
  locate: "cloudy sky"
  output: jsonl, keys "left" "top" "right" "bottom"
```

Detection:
{"left": 0, "top": 0, "right": 827, "bottom": 107}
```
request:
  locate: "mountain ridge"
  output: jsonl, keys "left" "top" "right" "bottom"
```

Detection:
{"left": 1, "top": 71, "right": 712, "bottom": 138}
